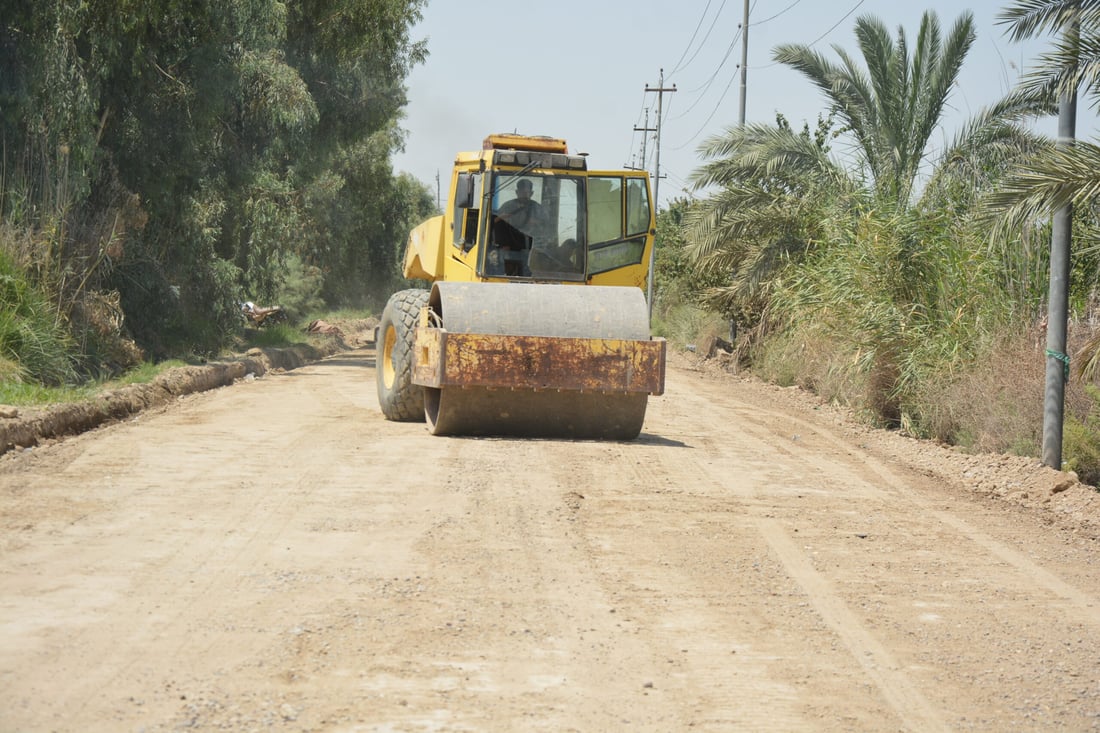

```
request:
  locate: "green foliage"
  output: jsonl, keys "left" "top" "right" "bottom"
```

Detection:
{"left": 685, "top": 114, "right": 856, "bottom": 339}
{"left": 1064, "top": 386, "right": 1100, "bottom": 486}
{"left": 243, "top": 323, "right": 299, "bottom": 348}
{"left": 997, "top": 0, "right": 1100, "bottom": 110}
{"left": 0, "top": 358, "right": 187, "bottom": 405}
{"left": 108, "top": 360, "right": 189, "bottom": 386}
{"left": 985, "top": 1, "right": 1100, "bottom": 410}
{"left": 0, "top": 249, "right": 76, "bottom": 385}
{"left": 653, "top": 200, "right": 728, "bottom": 310}
{"left": 278, "top": 255, "right": 326, "bottom": 320}
{"left": 2, "top": 0, "right": 430, "bottom": 375}
{"left": 768, "top": 209, "right": 1014, "bottom": 424}
{"left": 772, "top": 11, "right": 978, "bottom": 207}
{"left": 307, "top": 142, "right": 437, "bottom": 308}
{"left": 0, "top": 380, "right": 96, "bottom": 406}
{"left": 680, "top": 8, "right": 1054, "bottom": 430}
{"left": 651, "top": 302, "right": 729, "bottom": 348}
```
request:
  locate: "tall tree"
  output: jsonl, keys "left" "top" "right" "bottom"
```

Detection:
{"left": 772, "top": 12, "right": 976, "bottom": 208}
{"left": 988, "top": 0, "right": 1100, "bottom": 467}
{"left": 988, "top": 0, "right": 1100, "bottom": 231}
{"left": 2, "top": 0, "right": 430, "bottom": 360}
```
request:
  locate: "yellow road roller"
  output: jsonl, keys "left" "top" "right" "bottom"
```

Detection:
{"left": 376, "top": 134, "right": 665, "bottom": 439}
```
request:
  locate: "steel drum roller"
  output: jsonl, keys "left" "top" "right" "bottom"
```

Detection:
{"left": 421, "top": 282, "right": 657, "bottom": 439}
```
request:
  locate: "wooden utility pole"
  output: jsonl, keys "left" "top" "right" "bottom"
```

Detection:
{"left": 644, "top": 69, "right": 676, "bottom": 319}
{"left": 631, "top": 108, "right": 654, "bottom": 170}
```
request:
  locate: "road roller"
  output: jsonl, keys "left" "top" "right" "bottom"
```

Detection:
{"left": 376, "top": 134, "right": 666, "bottom": 439}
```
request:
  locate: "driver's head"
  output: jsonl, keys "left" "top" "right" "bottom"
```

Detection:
{"left": 517, "top": 179, "right": 533, "bottom": 198}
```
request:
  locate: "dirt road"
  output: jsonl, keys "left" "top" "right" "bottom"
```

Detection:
{"left": 1, "top": 345, "right": 1098, "bottom": 732}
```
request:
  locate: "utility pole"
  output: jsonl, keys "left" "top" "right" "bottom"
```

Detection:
{"left": 630, "top": 108, "right": 654, "bottom": 170}
{"left": 729, "top": 0, "right": 750, "bottom": 342}
{"left": 643, "top": 69, "right": 676, "bottom": 320}
{"left": 1042, "top": 13, "right": 1080, "bottom": 469}
{"left": 739, "top": 0, "right": 749, "bottom": 126}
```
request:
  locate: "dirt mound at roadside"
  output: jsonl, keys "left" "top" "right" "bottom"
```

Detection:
{"left": 675, "top": 348, "right": 1099, "bottom": 535}
{"left": 0, "top": 338, "right": 353, "bottom": 458}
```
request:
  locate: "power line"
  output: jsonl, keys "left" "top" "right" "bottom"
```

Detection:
{"left": 667, "top": 0, "right": 730, "bottom": 79}
{"left": 669, "top": 0, "right": 753, "bottom": 150}
{"left": 669, "top": 61, "right": 743, "bottom": 151}
{"left": 748, "top": 0, "right": 867, "bottom": 70}
{"left": 753, "top": 0, "right": 805, "bottom": 27}
{"left": 795, "top": 0, "right": 867, "bottom": 46}
{"left": 669, "top": 25, "right": 743, "bottom": 115}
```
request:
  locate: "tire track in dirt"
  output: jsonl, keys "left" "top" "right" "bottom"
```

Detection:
{"left": 5, "top": 387, "right": 347, "bottom": 722}
{"left": 595, "top": 379, "right": 948, "bottom": 731}
{"left": 3, "top": 366, "right": 451, "bottom": 728}
{"left": 383, "top": 436, "right": 701, "bottom": 731}
{"left": 2, "top": 352, "right": 1097, "bottom": 731}
{"left": 655, "top": 367, "right": 1100, "bottom": 730}
{"left": 720, "top": 391, "right": 1100, "bottom": 623}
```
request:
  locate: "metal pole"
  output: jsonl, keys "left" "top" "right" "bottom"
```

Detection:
{"left": 632, "top": 108, "right": 654, "bottom": 170}
{"left": 1041, "top": 10, "right": 1080, "bottom": 469}
{"left": 739, "top": 0, "right": 749, "bottom": 126}
{"left": 730, "top": 0, "right": 749, "bottom": 342}
{"left": 1042, "top": 90, "right": 1078, "bottom": 468}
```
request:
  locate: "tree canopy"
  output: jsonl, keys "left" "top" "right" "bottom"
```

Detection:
{"left": 1, "top": 0, "right": 434, "bottom": 364}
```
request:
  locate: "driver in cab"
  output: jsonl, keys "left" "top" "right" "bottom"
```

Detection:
{"left": 493, "top": 178, "right": 548, "bottom": 274}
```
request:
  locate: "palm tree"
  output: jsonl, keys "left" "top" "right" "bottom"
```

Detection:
{"left": 685, "top": 114, "right": 858, "bottom": 323}
{"left": 684, "top": 9, "right": 1050, "bottom": 422}
{"left": 772, "top": 11, "right": 976, "bottom": 208}
{"left": 991, "top": 0, "right": 1100, "bottom": 379}
{"left": 684, "top": 11, "right": 1026, "bottom": 303}
{"left": 998, "top": 0, "right": 1100, "bottom": 109}
{"left": 991, "top": 0, "right": 1100, "bottom": 229}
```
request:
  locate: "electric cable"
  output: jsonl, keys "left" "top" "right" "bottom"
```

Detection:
{"left": 667, "top": 0, "right": 722, "bottom": 78}
{"left": 748, "top": 0, "right": 867, "bottom": 70}
{"left": 753, "top": 0, "right": 806, "bottom": 27}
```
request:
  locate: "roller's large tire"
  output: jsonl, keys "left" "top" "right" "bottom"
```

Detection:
{"left": 376, "top": 289, "right": 430, "bottom": 422}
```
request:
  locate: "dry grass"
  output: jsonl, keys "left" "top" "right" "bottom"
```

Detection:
{"left": 752, "top": 326, "right": 871, "bottom": 413}
{"left": 748, "top": 317, "right": 1100, "bottom": 481}
{"left": 910, "top": 320, "right": 1098, "bottom": 459}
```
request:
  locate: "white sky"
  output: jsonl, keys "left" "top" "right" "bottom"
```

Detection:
{"left": 393, "top": 1, "right": 1097, "bottom": 208}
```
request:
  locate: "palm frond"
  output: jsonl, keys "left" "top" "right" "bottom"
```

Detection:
{"left": 774, "top": 10, "right": 976, "bottom": 207}
{"left": 984, "top": 139, "right": 1100, "bottom": 236}
{"left": 691, "top": 123, "right": 847, "bottom": 192}
{"left": 997, "top": 0, "right": 1100, "bottom": 42}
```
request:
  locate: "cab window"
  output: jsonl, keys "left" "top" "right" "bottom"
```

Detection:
{"left": 587, "top": 176, "right": 648, "bottom": 275}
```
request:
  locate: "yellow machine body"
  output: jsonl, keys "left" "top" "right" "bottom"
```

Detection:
{"left": 377, "top": 134, "right": 666, "bottom": 440}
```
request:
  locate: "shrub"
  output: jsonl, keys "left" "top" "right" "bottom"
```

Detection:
{"left": 1064, "top": 386, "right": 1100, "bottom": 486}
{"left": 0, "top": 249, "right": 76, "bottom": 385}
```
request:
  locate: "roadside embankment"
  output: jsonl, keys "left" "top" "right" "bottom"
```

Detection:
{"left": 0, "top": 332, "right": 360, "bottom": 458}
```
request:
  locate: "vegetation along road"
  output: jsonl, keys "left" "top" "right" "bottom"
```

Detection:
{"left": 1, "top": 342, "right": 1098, "bottom": 731}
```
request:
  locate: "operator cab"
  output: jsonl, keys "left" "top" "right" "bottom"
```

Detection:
{"left": 451, "top": 169, "right": 654, "bottom": 283}
{"left": 487, "top": 173, "right": 584, "bottom": 280}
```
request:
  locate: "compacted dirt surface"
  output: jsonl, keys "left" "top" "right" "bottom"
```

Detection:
{"left": 1, "top": 339, "right": 1098, "bottom": 732}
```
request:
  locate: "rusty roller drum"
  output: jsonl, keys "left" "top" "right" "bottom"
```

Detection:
{"left": 415, "top": 282, "right": 663, "bottom": 440}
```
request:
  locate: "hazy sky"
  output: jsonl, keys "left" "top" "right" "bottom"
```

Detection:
{"left": 393, "top": 1, "right": 1091, "bottom": 207}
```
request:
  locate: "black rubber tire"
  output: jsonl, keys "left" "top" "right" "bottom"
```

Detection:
{"left": 376, "top": 289, "right": 430, "bottom": 422}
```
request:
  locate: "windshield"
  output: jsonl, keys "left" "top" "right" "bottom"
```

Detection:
{"left": 485, "top": 173, "right": 585, "bottom": 280}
